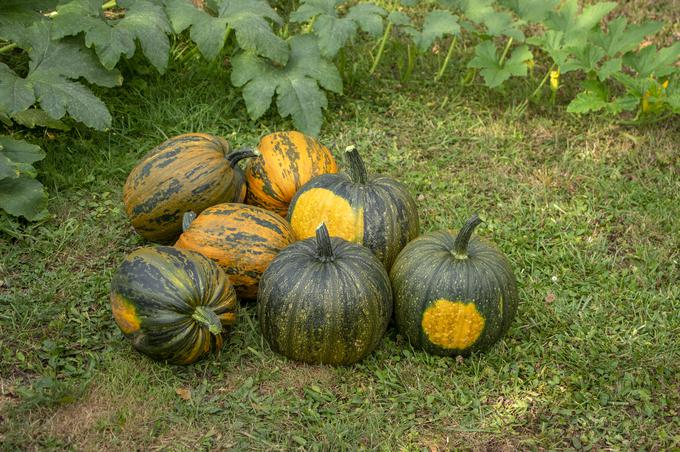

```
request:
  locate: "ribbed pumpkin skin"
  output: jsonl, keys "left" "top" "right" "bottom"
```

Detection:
{"left": 245, "top": 131, "right": 338, "bottom": 217}
{"left": 175, "top": 203, "right": 295, "bottom": 299}
{"left": 288, "top": 150, "right": 419, "bottom": 270}
{"left": 390, "top": 222, "right": 518, "bottom": 356}
{"left": 123, "top": 133, "right": 251, "bottom": 243}
{"left": 110, "top": 246, "right": 238, "bottom": 365}
{"left": 257, "top": 226, "right": 393, "bottom": 365}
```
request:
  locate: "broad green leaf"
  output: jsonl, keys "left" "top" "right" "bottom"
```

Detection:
{"left": 468, "top": 41, "right": 531, "bottom": 88}
{"left": 567, "top": 90, "right": 608, "bottom": 113}
{"left": 623, "top": 43, "right": 680, "bottom": 78}
{"left": 498, "top": 0, "right": 559, "bottom": 23}
{"left": 11, "top": 109, "right": 71, "bottom": 130}
{"left": 346, "top": 3, "right": 386, "bottom": 36}
{"left": 0, "top": 175, "right": 48, "bottom": 221}
{"left": 30, "top": 73, "right": 112, "bottom": 130}
{"left": 562, "top": 45, "right": 605, "bottom": 73}
{"left": 313, "top": 15, "right": 357, "bottom": 58}
{"left": 219, "top": 0, "right": 288, "bottom": 65}
{"left": 387, "top": 11, "right": 412, "bottom": 27}
{"left": 165, "top": 0, "right": 228, "bottom": 61}
{"left": 0, "top": 64, "right": 35, "bottom": 115}
{"left": 482, "top": 11, "right": 524, "bottom": 41}
{"left": 51, "top": 0, "right": 103, "bottom": 40}
{"left": 290, "top": 0, "right": 337, "bottom": 22}
{"left": 527, "top": 30, "right": 568, "bottom": 67}
{"left": 118, "top": 0, "right": 172, "bottom": 73}
{"left": 597, "top": 57, "right": 621, "bottom": 81}
{"left": 591, "top": 17, "right": 663, "bottom": 57}
{"left": 415, "top": 10, "right": 460, "bottom": 52}
{"left": 231, "top": 35, "right": 342, "bottom": 136}
{"left": 0, "top": 136, "right": 45, "bottom": 164}
{"left": 544, "top": 0, "right": 616, "bottom": 45}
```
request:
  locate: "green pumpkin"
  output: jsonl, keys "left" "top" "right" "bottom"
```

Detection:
{"left": 390, "top": 215, "right": 518, "bottom": 356}
{"left": 257, "top": 224, "right": 393, "bottom": 365}
{"left": 287, "top": 146, "right": 419, "bottom": 269}
{"left": 110, "top": 246, "right": 238, "bottom": 364}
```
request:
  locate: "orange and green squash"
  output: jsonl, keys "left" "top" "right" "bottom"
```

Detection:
{"left": 244, "top": 131, "right": 338, "bottom": 217}
{"left": 123, "top": 133, "right": 258, "bottom": 243}
{"left": 175, "top": 203, "right": 295, "bottom": 299}
{"left": 390, "top": 215, "right": 518, "bottom": 356}
{"left": 110, "top": 246, "right": 238, "bottom": 365}
{"left": 257, "top": 224, "right": 393, "bottom": 365}
{"left": 287, "top": 146, "right": 419, "bottom": 269}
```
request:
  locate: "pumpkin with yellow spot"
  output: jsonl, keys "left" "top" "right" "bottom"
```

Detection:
{"left": 288, "top": 146, "right": 419, "bottom": 270}
{"left": 175, "top": 203, "right": 296, "bottom": 299}
{"left": 110, "top": 246, "right": 238, "bottom": 365}
{"left": 244, "top": 131, "right": 338, "bottom": 218}
{"left": 390, "top": 215, "right": 518, "bottom": 356}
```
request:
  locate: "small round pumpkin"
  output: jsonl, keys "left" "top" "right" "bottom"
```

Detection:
{"left": 258, "top": 224, "right": 393, "bottom": 365}
{"left": 244, "top": 131, "right": 338, "bottom": 217}
{"left": 390, "top": 215, "right": 519, "bottom": 356}
{"left": 175, "top": 203, "right": 295, "bottom": 299}
{"left": 110, "top": 246, "right": 238, "bottom": 365}
{"left": 123, "top": 133, "right": 258, "bottom": 243}
{"left": 287, "top": 146, "right": 419, "bottom": 269}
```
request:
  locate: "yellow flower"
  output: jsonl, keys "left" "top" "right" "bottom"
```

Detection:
{"left": 550, "top": 68, "right": 560, "bottom": 91}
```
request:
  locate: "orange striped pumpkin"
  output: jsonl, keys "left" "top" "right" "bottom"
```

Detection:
{"left": 244, "top": 131, "right": 338, "bottom": 217}
{"left": 123, "top": 133, "right": 257, "bottom": 243}
{"left": 175, "top": 203, "right": 296, "bottom": 299}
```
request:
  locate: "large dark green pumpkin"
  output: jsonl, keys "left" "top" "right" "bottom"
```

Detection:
{"left": 390, "top": 215, "right": 518, "bottom": 356}
{"left": 110, "top": 246, "right": 238, "bottom": 364}
{"left": 287, "top": 146, "right": 419, "bottom": 270}
{"left": 257, "top": 224, "right": 393, "bottom": 365}
{"left": 123, "top": 133, "right": 258, "bottom": 243}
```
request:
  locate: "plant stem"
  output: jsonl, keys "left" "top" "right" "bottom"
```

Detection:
{"left": 315, "top": 223, "right": 335, "bottom": 262}
{"left": 102, "top": 0, "right": 117, "bottom": 9}
{"left": 498, "top": 37, "right": 513, "bottom": 67}
{"left": 435, "top": 37, "right": 457, "bottom": 81}
{"left": 452, "top": 214, "right": 483, "bottom": 259}
{"left": 0, "top": 43, "right": 17, "bottom": 54}
{"left": 306, "top": 15, "right": 317, "bottom": 34}
{"left": 530, "top": 63, "right": 556, "bottom": 98}
{"left": 369, "top": 21, "right": 393, "bottom": 75}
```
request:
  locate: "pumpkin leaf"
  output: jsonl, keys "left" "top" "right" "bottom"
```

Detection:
{"left": 0, "top": 136, "right": 48, "bottom": 221}
{"left": 468, "top": 41, "right": 532, "bottom": 88}
{"left": 458, "top": 0, "right": 524, "bottom": 41}
{"left": 164, "top": 0, "right": 229, "bottom": 61}
{"left": 231, "top": 35, "right": 342, "bottom": 136}
{"left": 218, "top": 0, "right": 288, "bottom": 65}
{"left": 623, "top": 42, "right": 680, "bottom": 78}
{"left": 291, "top": 0, "right": 385, "bottom": 58}
{"left": 497, "top": 0, "right": 559, "bottom": 23}
{"left": 544, "top": 0, "right": 616, "bottom": 46}
{"left": 590, "top": 17, "right": 663, "bottom": 57}
{"left": 414, "top": 10, "right": 460, "bottom": 53}
{"left": 10, "top": 109, "right": 71, "bottom": 130}
{"left": 0, "top": 64, "right": 35, "bottom": 116}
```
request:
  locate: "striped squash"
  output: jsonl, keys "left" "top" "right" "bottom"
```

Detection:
{"left": 288, "top": 146, "right": 419, "bottom": 269}
{"left": 123, "top": 133, "right": 258, "bottom": 243}
{"left": 258, "top": 224, "right": 393, "bottom": 365}
{"left": 175, "top": 203, "right": 295, "bottom": 299}
{"left": 110, "top": 246, "right": 238, "bottom": 365}
{"left": 390, "top": 215, "right": 519, "bottom": 356}
{"left": 244, "top": 131, "right": 338, "bottom": 217}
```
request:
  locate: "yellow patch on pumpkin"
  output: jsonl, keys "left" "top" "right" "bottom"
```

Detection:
{"left": 290, "top": 188, "right": 364, "bottom": 243}
{"left": 111, "top": 293, "right": 141, "bottom": 334}
{"left": 421, "top": 299, "right": 485, "bottom": 350}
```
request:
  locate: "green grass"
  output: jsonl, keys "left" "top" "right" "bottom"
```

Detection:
{"left": 2, "top": 16, "right": 680, "bottom": 452}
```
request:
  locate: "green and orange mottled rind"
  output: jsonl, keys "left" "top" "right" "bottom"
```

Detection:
{"left": 123, "top": 133, "right": 253, "bottom": 243}
{"left": 175, "top": 203, "right": 295, "bottom": 299}
{"left": 244, "top": 131, "right": 338, "bottom": 218}
{"left": 110, "top": 246, "right": 238, "bottom": 365}
{"left": 421, "top": 300, "right": 485, "bottom": 349}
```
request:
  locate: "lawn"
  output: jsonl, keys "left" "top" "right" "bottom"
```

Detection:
{"left": 1, "top": 9, "right": 679, "bottom": 451}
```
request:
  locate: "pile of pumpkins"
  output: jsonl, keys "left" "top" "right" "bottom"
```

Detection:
{"left": 110, "top": 131, "right": 518, "bottom": 366}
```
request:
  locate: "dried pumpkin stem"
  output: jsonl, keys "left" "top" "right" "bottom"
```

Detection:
{"left": 453, "top": 214, "right": 483, "bottom": 259}
{"left": 226, "top": 148, "right": 260, "bottom": 167}
{"left": 315, "top": 223, "right": 335, "bottom": 262}
{"left": 344, "top": 146, "right": 368, "bottom": 184}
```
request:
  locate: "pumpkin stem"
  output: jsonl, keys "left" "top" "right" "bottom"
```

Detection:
{"left": 182, "top": 211, "right": 197, "bottom": 232}
{"left": 226, "top": 148, "right": 260, "bottom": 167}
{"left": 453, "top": 214, "right": 483, "bottom": 259}
{"left": 345, "top": 146, "right": 368, "bottom": 184}
{"left": 192, "top": 306, "right": 223, "bottom": 335}
{"left": 315, "top": 223, "right": 335, "bottom": 262}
